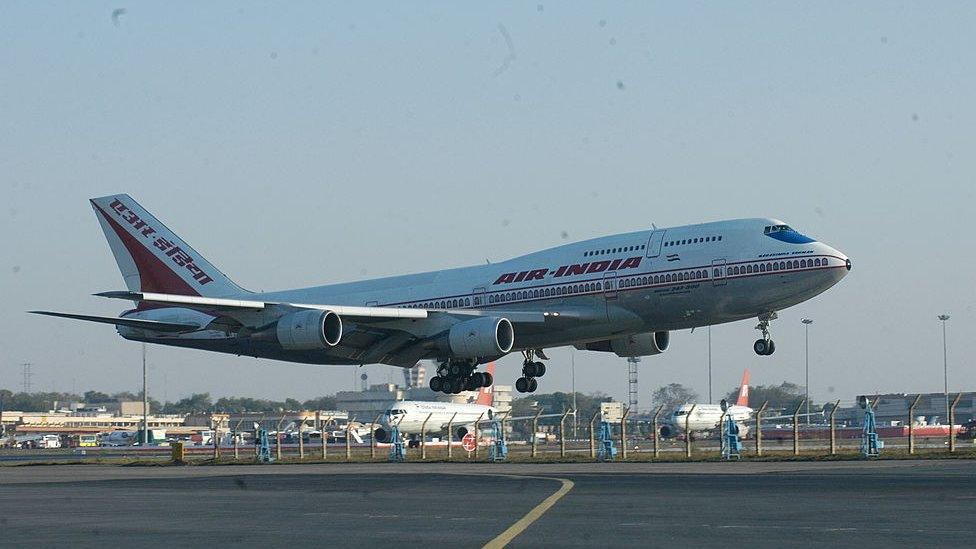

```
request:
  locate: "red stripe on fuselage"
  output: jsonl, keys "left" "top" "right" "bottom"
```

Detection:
{"left": 94, "top": 205, "right": 201, "bottom": 296}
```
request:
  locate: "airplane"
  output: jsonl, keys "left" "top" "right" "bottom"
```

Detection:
{"left": 660, "top": 369, "right": 824, "bottom": 437}
{"left": 373, "top": 364, "right": 496, "bottom": 444}
{"left": 659, "top": 369, "right": 754, "bottom": 437}
{"left": 32, "top": 194, "right": 851, "bottom": 394}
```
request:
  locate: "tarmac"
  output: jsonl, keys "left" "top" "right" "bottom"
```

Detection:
{"left": 1, "top": 460, "right": 974, "bottom": 547}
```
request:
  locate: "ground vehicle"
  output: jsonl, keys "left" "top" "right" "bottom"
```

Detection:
{"left": 78, "top": 434, "right": 98, "bottom": 447}
{"left": 100, "top": 431, "right": 137, "bottom": 447}
{"left": 37, "top": 434, "right": 62, "bottom": 449}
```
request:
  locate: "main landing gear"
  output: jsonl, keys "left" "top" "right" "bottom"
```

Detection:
{"left": 753, "top": 312, "right": 778, "bottom": 356}
{"left": 516, "top": 350, "right": 548, "bottom": 393}
{"left": 428, "top": 360, "right": 493, "bottom": 395}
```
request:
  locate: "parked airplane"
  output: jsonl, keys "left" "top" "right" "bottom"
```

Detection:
{"left": 660, "top": 370, "right": 754, "bottom": 437}
{"left": 33, "top": 195, "right": 851, "bottom": 394}
{"left": 374, "top": 364, "right": 496, "bottom": 443}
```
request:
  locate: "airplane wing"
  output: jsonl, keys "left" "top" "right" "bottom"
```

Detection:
{"left": 82, "top": 291, "right": 600, "bottom": 367}
{"left": 28, "top": 310, "right": 201, "bottom": 333}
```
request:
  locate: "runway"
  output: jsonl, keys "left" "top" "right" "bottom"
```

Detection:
{"left": 1, "top": 460, "right": 973, "bottom": 547}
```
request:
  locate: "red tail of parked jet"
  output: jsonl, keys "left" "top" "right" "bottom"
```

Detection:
{"left": 475, "top": 362, "right": 496, "bottom": 406}
{"left": 736, "top": 369, "right": 750, "bottom": 407}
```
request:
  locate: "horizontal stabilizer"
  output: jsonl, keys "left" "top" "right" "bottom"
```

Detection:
{"left": 29, "top": 311, "right": 201, "bottom": 333}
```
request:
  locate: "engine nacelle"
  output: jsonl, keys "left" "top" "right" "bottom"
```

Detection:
{"left": 578, "top": 331, "right": 669, "bottom": 357}
{"left": 275, "top": 309, "right": 342, "bottom": 350}
{"left": 447, "top": 317, "right": 514, "bottom": 358}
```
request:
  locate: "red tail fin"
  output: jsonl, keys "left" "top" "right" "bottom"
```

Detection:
{"left": 475, "top": 362, "right": 496, "bottom": 406}
{"left": 736, "top": 369, "right": 751, "bottom": 407}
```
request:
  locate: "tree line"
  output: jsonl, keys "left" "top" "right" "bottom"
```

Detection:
{"left": 0, "top": 389, "right": 337, "bottom": 415}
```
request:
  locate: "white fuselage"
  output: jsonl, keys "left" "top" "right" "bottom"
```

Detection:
{"left": 667, "top": 404, "right": 754, "bottom": 435}
{"left": 381, "top": 401, "right": 495, "bottom": 437}
{"left": 124, "top": 217, "right": 851, "bottom": 366}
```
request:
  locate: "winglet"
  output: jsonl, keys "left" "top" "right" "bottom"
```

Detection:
{"left": 736, "top": 369, "right": 751, "bottom": 407}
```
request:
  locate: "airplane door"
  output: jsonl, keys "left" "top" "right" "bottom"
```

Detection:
{"left": 602, "top": 272, "right": 617, "bottom": 300}
{"left": 472, "top": 287, "right": 487, "bottom": 308}
{"left": 711, "top": 259, "right": 727, "bottom": 286}
{"left": 645, "top": 230, "right": 666, "bottom": 258}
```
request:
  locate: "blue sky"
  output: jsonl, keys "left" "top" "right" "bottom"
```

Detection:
{"left": 2, "top": 3, "right": 973, "bottom": 407}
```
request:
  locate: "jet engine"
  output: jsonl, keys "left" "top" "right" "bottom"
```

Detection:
{"left": 577, "top": 331, "right": 669, "bottom": 357}
{"left": 447, "top": 317, "right": 514, "bottom": 358}
{"left": 275, "top": 309, "right": 343, "bottom": 350}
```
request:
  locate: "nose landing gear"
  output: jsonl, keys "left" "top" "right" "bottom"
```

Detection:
{"left": 516, "top": 350, "right": 547, "bottom": 393}
{"left": 753, "top": 312, "right": 778, "bottom": 356}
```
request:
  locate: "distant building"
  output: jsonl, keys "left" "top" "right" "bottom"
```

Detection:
{"left": 835, "top": 392, "right": 976, "bottom": 426}
{"left": 402, "top": 362, "right": 427, "bottom": 389}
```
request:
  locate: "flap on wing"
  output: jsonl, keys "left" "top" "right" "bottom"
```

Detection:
{"left": 30, "top": 311, "right": 201, "bottom": 333}
{"left": 94, "top": 291, "right": 428, "bottom": 320}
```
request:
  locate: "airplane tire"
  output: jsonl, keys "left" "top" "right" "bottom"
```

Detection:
{"left": 464, "top": 376, "right": 479, "bottom": 391}
{"left": 451, "top": 379, "right": 465, "bottom": 394}
{"left": 753, "top": 339, "right": 768, "bottom": 355}
{"left": 481, "top": 372, "right": 493, "bottom": 387}
{"left": 449, "top": 362, "right": 463, "bottom": 376}
{"left": 515, "top": 377, "right": 529, "bottom": 393}
{"left": 765, "top": 340, "right": 776, "bottom": 355}
{"left": 533, "top": 362, "right": 546, "bottom": 377}
{"left": 429, "top": 377, "right": 444, "bottom": 392}
{"left": 527, "top": 378, "right": 538, "bottom": 393}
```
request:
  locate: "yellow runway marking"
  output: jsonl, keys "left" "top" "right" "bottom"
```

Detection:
{"left": 483, "top": 476, "right": 575, "bottom": 549}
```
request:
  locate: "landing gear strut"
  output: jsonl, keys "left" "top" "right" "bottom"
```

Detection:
{"left": 516, "top": 350, "right": 547, "bottom": 393}
{"left": 753, "top": 312, "right": 778, "bottom": 356}
{"left": 428, "top": 360, "right": 493, "bottom": 395}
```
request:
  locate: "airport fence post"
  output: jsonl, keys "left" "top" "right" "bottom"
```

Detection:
{"left": 298, "top": 417, "right": 305, "bottom": 460}
{"left": 474, "top": 412, "right": 485, "bottom": 460}
{"left": 559, "top": 410, "right": 571, "bottom": 458}
{"left": 949, "top": 393, "right": 962, "bottom": 453}
{"left": 589, "top": 410, "right": 600, "bottom": 459}
{"left": 322, "top": 414, "right": 332, "bottom": 461}
{"left": 908, "top": 395, "right": 921, "bottom": 455}
{"left": 531, "top": 408, "right": 543, "bottom": 459}
{"left": 620, "top": 407, "right": 631, "bottom": 460}
{"left": 345, "top": 417, "right": 354, "bottom": 461}
{"left": 420, "top": 413, "right": 432, "bottom": 461}
{"left": 212, "top": 417, "right": 220, "bottom": 461}
{"left": 792, "top": 400, "right": 805, "bottom": 456}
{"left": 276, "top": 415, "right": 286, "bottom": 461}
{"left": 829, "top": 400, "right": 840, "bottom": 456}
{"left": 685, "top": 404, "right": 697, "bottom": 459}
{"left": 233, "top": 419, "right": 243, "bottom": 460}
{"left": 447, "top": 412, "right": 458, "bottom": 461}
{"left": 755, "top": 401, "right": 769, "bottom": 456}
{"left": 718, "top": 409, "right": 728, "bottom": 458}
{"left": 652, "top": 404, "right": 664, "bottom": 459}
{"left": 370, "top": 414, "right": 382, "bottom": 461}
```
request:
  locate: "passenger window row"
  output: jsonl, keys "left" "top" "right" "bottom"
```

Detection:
{"left": 620, "top": 269, "right": 709, "bottom": 288}
{"left": 584, "top": 244, "right": 645, "bottom": 258}
{"left": 664, "top": 235, "right": 721, "bottom": 248}
{"left": 726, "top": 257, "right": 826, "bottom": 276}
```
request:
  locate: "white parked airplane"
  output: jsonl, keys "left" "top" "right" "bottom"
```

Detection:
{"left": 374, "top": 364, "right": 496, "bottom": 444}
{"left": 32, "top": 195, "right": 851, "bottom": 394}
{"left": 660, "top": 370, "right": 754, "bottom": 437}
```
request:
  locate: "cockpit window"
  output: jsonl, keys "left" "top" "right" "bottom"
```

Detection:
{"left": 764, "top": 224, "right": 793, "bottom": 234}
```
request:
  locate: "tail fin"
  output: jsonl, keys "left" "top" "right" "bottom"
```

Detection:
{"left": 736, "top": 369, "right": 750, "bottom": 407}
{"left": 476, "top": 362, "right": 496, "bottom": 406}
{"left": 89, "top": 194, "right": 247, "bottom": 297}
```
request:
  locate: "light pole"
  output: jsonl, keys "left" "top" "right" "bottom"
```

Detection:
{"left": 571, "top": 350, "right": 578, "bottom": 438}
{"left": 938, "top": 314, "right": 950, "bottom": 425}
{"left": 707, "top": 325, "right": 712, "bottom": 404}
{"left": 802, "top": 318, "right": 813, "bottom": 425}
